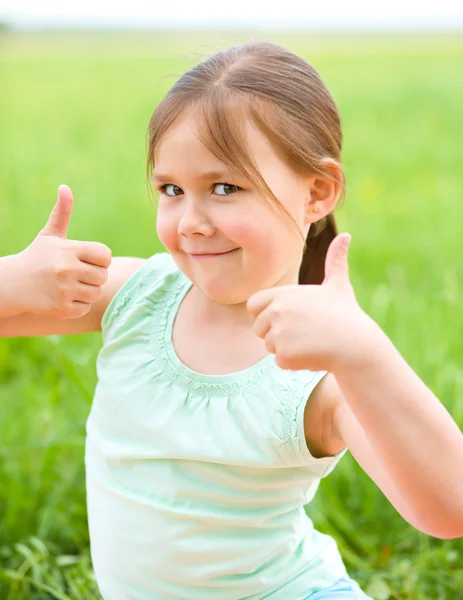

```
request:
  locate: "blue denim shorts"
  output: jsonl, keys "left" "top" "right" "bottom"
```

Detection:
{"left": 303, "top": 576, "right": 373, "bottom": 600}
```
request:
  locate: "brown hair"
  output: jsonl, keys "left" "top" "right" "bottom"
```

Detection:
{"left": 147, "top": 41, "right": 345, "bottom": 285}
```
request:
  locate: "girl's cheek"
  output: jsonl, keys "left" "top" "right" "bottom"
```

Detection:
{"left": 226, "top": 213, "right": 279, "bottom": 251}
{"left": 156, "top": 213, "right": 176, "bottom": 251}
{"left": 223, "top": 205, "right": 268, "bottom": 243}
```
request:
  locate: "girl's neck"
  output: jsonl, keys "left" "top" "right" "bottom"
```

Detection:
{"left": 189, "top": 285, "right": 254, "bottom": 330}
{"left": 189, "top": 271, "right": 299, "bottom": 330}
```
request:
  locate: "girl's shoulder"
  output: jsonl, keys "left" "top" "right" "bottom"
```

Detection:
{"left": 101, "top": 251, "right": 182, "bottom": 337}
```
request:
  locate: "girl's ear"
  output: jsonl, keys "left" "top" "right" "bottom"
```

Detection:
{"left": 304, "top": 160, "right": 342, "bottom": 225}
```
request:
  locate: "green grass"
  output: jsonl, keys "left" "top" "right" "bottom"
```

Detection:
{"left": 1, "top": 30, "right": 463, "bottom": 599}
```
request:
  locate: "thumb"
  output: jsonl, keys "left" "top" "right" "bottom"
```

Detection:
{"left": 40, "top": 185, "right": 74, "bottom": 238}
{"left": 322, "top": 233, "right": 352, "bottom": 288}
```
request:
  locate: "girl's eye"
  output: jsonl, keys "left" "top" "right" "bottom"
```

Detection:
{"left": 213, "top": 183, "right": 241, "bottom": 196}
{"left": 161, "top": 184, "right": 183, "bottom": 197}
{"left": 159, "top": 183, "right": 241, "bottom": 197}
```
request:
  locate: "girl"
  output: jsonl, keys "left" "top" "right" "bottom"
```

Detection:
{"left": 1, "top": 41, "right": 463, "bottom": 600}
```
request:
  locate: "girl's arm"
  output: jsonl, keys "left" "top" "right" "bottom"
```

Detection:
{"left": 248, "top": 234, "right": 463, "bottom": 539}
{"left": 331, "top": 325, "right": 463, "bottom": 540}
{"left": 0, "top": 256, "right": 145, "bottom": 337}
{"left": 0, "top": 185, "right": 146, "bottom": 337}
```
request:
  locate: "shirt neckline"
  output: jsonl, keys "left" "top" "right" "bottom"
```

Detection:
{"left": 162, "top": 274, "right": 276, "bottom": 386}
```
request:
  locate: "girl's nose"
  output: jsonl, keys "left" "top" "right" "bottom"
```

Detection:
{"left": 177, "top": 199, "right": 215, "bottom": 237}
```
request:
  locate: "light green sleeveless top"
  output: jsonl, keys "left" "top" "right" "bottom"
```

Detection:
{"left": 85, "top": 252, "right": 349, "bottom": 600}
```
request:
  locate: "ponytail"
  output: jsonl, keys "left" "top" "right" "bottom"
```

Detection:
{"left": 298, "top": 214, "right": 337, "bottom": 285}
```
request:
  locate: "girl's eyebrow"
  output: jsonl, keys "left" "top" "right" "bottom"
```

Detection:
{"left": 151, "top": 170, "right": 234, "bottom": 183}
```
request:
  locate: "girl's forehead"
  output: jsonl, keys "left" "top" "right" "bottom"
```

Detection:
{"left": 155, "top": 112, "right": 279, "bottom": 173}
{"left": 154, "top": 123, "right": 229, "bottom": 174}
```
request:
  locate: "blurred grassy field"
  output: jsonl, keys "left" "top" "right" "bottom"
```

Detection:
{"left": 1, "top": 29, "right": 463, "bottom": 599}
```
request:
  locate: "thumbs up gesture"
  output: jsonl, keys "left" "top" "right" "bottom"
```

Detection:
{"left": 247, "top": 234, "right": 376, "bottom": 373}
{"left": 16, "top": 185, "right": 112, "bottom": 319}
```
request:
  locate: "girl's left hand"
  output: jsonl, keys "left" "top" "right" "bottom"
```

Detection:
{"left": 247, "top": 233, "right": 377, "bottom": 373}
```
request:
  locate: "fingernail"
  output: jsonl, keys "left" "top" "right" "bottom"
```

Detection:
{"left": 343, "top": 234, "right": 351, "bottom": 248}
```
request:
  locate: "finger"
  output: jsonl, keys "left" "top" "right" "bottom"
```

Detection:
{"left": 75, "top": 282, "right": 103, "bottom": 304}
{"left": 252, "top": 304, "right": 275, "bottom": 339}
{"left": 246, "top": 288, "right": 279, "bottom": 318}
{"left": 65, "top": 301, "right": 92, "bottom": 319}
{"left": 40, "top": 184, "right": 74, "bottom": 239}
{"left": 264, "top": 329, "right": 276, "bottom": 354}
{"left": 322, "top": 233, "right": 351, "bottom": 288}
{"left": 78, "top": 264, "right": 109, "bottom": 286}
{"left": 75, "top": 241, "right": 112, "bottom": 269}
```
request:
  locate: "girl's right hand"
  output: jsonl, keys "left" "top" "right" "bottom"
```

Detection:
{"left": 15, "top": 185, "right": 112, "bottom": 319}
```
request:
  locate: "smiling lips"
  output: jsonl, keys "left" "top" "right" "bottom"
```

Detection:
{"left": 189, "top": 249, "right": 238, "bottom": 257}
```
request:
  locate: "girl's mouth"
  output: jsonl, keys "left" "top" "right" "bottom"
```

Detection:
{"left": 190, "top": 249, "right": 238, "bottom": 259}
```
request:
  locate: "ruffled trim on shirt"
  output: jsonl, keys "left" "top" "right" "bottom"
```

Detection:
{"left": 101, "top": 254, "right": 174, "bottom": 337}
{"left": 147, "top": 272, "right": 279, "bottom": 398}
{"left": 280, "top": 370, "right": 349, "bottom": 473}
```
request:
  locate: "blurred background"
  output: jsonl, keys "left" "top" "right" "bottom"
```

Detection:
{"left": 0, "top": 2, "right": 462, "bottom": 599}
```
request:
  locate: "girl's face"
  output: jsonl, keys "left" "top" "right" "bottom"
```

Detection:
{"left": 153, "top": 113, "right": 320, "bottom": 305}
